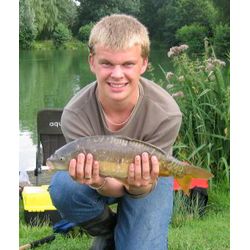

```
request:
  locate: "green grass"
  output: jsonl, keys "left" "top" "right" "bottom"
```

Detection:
{"left": 19, "top": 202, "right": 92, "bottom": 250}
{"left": 169, "top": 184, "right": 229, "bottom": 250}
{"left": 169, "top": 211, "right": 229, "bottom": 250}
{"left": 19, "top": 184, "right": 229, "bottom": 249}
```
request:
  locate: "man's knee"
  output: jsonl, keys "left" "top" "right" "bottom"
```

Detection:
{"left": 49, "top": 171, "right": 72, "bottom": 209}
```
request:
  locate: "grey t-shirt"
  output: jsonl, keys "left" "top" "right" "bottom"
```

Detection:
{"left": 61, "top": 77, "right": 182, "bottom": 155}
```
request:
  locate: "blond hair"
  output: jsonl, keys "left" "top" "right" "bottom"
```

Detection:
{"left": 88, "top": 14, "right": 150, "bottom": 58}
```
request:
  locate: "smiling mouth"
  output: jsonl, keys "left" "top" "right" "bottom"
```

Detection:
{"left": 108, "top": 82, "right": 128, "bottom": 88}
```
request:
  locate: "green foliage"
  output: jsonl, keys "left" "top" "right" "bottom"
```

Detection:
{"left": 52, "top": 23, "right": 72, "bottom": 48}
{"left": 27, "top": 0, "right": 77, "bottom": 39}
{"left": 63, "top": 39, "right": 85, "bottom": 50}
{"left": 19, "top": 0, "right": 37, "bottom": 49}
{"left": 77, "top": 0, "right": 141, "bottom": 27}
{"left": 78, "top": 23, "right": 95, "bottom": 42}
{"left": 212, "top": 0, "right": 230, "bottom": 22}
{"left": 163, "top": 45, "right": 229, "bottom": 184}
{"left": 176, "top": 24, "right": 208, "bottom": 55}
{"left": 31, "top": 40, "right": 54, "bottom": 50}
{"left": 176, "top": 0, "right": 218, "bottom": 27}
{"left": 213, "top": 23, "right": 230, "bottom": 58}
{"left": 139, "top": 0, "right": 167, "bottom": 39}
{"left": 19, "top": 0, "right": 229, "bottom": 54}
{"left": 159, "top": 0, "right": 218, "bottom": 46}
{"left": 56, "top": 0, "right": 78, "bottom": 30}
{"left": 31, "top": 0, "right": 59, "bottom": 39}
{"left": 19, "top": 26, "right": 36, "bottom": 49}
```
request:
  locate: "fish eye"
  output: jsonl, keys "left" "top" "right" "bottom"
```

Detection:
{"left": 59, "top": 156, "right": 65, "bottom": 161}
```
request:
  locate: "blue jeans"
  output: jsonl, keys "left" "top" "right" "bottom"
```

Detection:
{"left": 49, "top": 171, "right": 173, "bottom": 250}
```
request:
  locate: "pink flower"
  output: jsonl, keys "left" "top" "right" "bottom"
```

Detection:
{"left": 167, "top": 44, "right": 189, "bottom": 57}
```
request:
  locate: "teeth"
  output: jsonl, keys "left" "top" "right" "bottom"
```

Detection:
{"left": 109, "top": 83, "right": 126, "bottom": 88}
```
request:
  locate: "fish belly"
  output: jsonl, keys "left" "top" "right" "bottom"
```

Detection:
{"left": 99, "top": 160, "right": 129, "bottom": 179}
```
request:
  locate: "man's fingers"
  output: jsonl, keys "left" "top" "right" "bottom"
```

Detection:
{"left": 151, "top": 155, "right": 159, "bottom": 181}
{"left": 128, "top": 163, "right": 135, "bottom": 184}
{"left": 134, "top": 155, "right": 141, "bottom": 183}
{"left": 84, "top": 153, "right": 93, "bottom": 179}
{"left": 69, "top": 158, "right": 77, "bottom": 178}
{"left": 142, "top": 152, "right": 150, "bottom": 181}
{"left": 92, "top": 161, "right": 100, "bottom": 179}
{"left": 76, "top": 153, "right": 85, "bottom": 180}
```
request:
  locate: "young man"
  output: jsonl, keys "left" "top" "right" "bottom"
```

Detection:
{"left": 49, "top": 14, "right": 182, "bottom": 250}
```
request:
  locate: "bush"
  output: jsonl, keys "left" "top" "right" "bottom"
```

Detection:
{"left": 213, "top": 23, "right": 230, "bottom": 58}
{"left": 19, "top": 0, "right": 37, "bottom": 49}
{"left": 78, "top": 22, "right": 95, "bottom": 42}
{"left": 176, "top": 23, "right": 208, "bottom": 55}
{"left": 53, "top": 23, "right": 72, "bottom": 48}
{"left": 19, "top": 26, "right": 36, "bottom": 49}
{"left": 160, "top": 0, "right": 218, "bottom": 47}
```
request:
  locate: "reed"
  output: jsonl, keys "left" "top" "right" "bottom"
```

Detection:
{"left": 158, "top": 44, "right": 230, "bottom": 185}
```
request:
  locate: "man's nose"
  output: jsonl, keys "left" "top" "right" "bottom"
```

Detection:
{"left": 110, "top": 65, "right": 124, "bottom": 78}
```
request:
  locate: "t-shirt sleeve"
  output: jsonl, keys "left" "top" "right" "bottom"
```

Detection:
{"left": 61, "top": 109, "right": 93, "bottom": 142}
{"left": 145, "top": 114, "right": 182, "bottom": 156}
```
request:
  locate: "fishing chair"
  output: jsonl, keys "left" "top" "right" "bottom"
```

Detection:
{"left": 34, "top": 108, "right": 66, "bottom": 185}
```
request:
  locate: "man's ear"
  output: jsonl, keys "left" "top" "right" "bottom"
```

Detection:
{"left": 140, "top": 57, "right": 148, "bottom": 75}
{"left": 88, "top": 54, "right": 95, "bottom": 73}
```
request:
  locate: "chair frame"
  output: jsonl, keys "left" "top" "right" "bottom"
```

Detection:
{"left": 34, "top": 108, "right": 66, "bottom": 185}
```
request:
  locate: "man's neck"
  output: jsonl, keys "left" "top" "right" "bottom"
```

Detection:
{"left": 96, "top": 86, "right": 140, "bottom": 131}
{"left": 97, "top": 87, "right": 139, "bottom": 114}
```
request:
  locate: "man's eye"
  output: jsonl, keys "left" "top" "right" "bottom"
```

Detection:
{"left": 124, "top": 63, "right": 134, "bottom": 68}
{"left": 101, "top": 62, "right": 112, "bottom": 67}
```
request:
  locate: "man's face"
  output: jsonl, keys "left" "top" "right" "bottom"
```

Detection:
{"left": 89, "top": 44, "right": 148, "bottom": 103}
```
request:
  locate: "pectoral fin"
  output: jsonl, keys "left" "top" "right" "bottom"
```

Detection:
{"left": 175, "top": 175, "right": 193, "bottom": 196}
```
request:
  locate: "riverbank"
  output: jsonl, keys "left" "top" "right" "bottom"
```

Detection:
{"left": 29, "top": 39, "right": 86, "bottom": 50}
{"left": 23, "top": 39, "right": 167, "bottom": 51}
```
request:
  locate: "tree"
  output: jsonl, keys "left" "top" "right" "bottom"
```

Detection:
{"left": 77, "top": 0, "right": 141, "bottom": 27}
{"left": 159, "top": 0, "right": 219, "bottom": 47}
{"left": 19, "top": 0, "right": 37, "bottom": 48}
{"left": 53, "top": 23, "right": 72, "bottom": 47}
{"left": 29, "top": 0, "right": 77, "bottom": 39}
{"left": 139, "top": 0, "right": 168, "bottom": 39}
{"left": 176, "top": 24, "right": 208, "bottom": 55}
{"left": 213, "top": 23, "right": 230, "bottom": 58}
{"left": 212, "top": 0, "right": 230, "bottom": 22}
{"left": 78, "top": 22, "right": 95, "bottom": 42}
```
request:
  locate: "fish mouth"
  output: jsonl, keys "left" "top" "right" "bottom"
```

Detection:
{"left": 46, "top": 159, "right": 54, "bottom": 170}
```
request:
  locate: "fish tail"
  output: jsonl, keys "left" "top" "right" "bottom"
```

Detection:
{"left": 176, "top": 164, "right": 213, "bottom": 196}
{"left": 175, "top": 175, "right": 193, "bottom": 196}
{"left": 185, "top": 165, "right": 214, "bottom": 179}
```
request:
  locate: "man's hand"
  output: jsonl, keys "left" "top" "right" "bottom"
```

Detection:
{"left": 68, "top": 152, "right": 159, "bottom": 197}
{"left": 126, "top": 152, "right": 159, "bottom": 196}
{"left": 69, "top": 153, "right": 105, "bottom": 188}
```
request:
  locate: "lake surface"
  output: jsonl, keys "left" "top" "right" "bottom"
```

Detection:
{"left": 19, "top": 46, "right": 172, "bottom": 171}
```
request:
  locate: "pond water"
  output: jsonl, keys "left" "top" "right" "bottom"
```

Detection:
{"left": 19, "top": 46, "right": 172, "bottom": 171}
